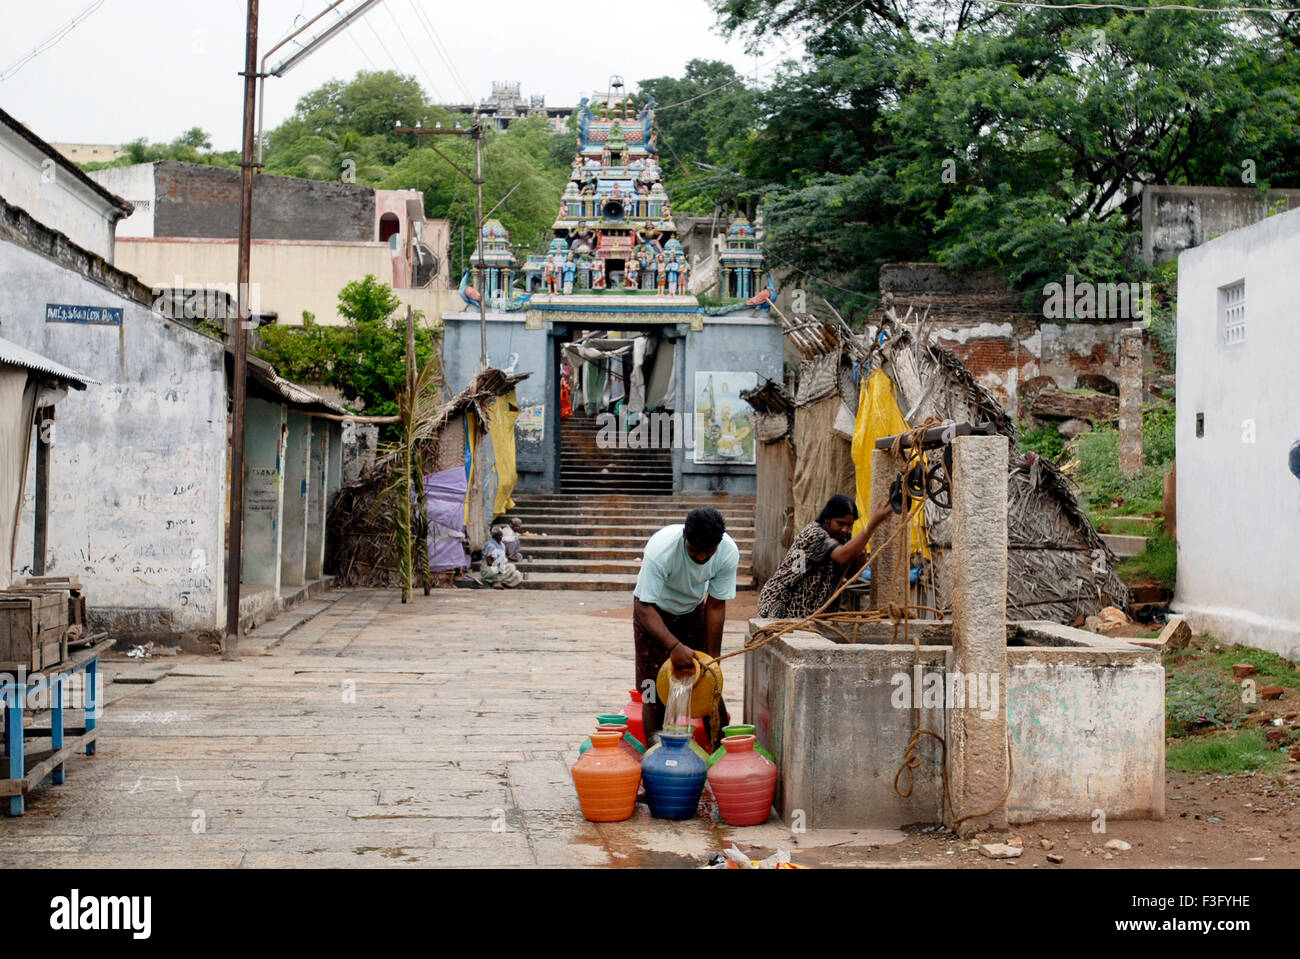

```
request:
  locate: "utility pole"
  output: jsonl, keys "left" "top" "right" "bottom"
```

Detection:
{"left": 396, "top": 121, "right": 488, "bottom": 369}
{"left": 226, "top": 0, "right": 260, "bottom": 655}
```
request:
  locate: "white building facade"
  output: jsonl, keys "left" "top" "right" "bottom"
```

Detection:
{"left": 1174, "top": 207, "right": 1300, "bottom": 659}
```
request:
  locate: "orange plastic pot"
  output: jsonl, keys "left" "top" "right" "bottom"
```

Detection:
{"left": 571, "top": 729, "right": 641, "bottom": 822}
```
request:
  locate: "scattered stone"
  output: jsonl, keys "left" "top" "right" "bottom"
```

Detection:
{"left": 1266, "top": 729, "right": 1286, "bottom": 743}
{"left": 1259, "top": 685, "right": 1285, "bottom": 700}
{"left": 1289, "top": 747, "right": 1300, "bottom": 761}
{"left": 1047, "top": 853, "right": 1064, "bottom": 864}
{"left": 1104, "top": 839, "right": 1132, "bottom": 852}
{"left": 1040, "top": 839, "right": 1054, "bottom": 851}
{"left": 980, "top": 843, "right": 1023, "bottom": 860}
{"left": 1285, "top": 712, "right": 1298, "bottom": 721}
{"left": 1207, "top": 816, "right": 1224, "bottom": 824}
{"left": 1102, "top": 852, "right": 1114, "bottom": 860}
{"left": 1057, "top": 418, "right": 1092, "bottom": 438}
{"left": 1007, "top": 835, "right": 1023, "bottom": 848}
{"left": 1132, "top": 615, "right": 1190, "bottom": 651}
{"left": 1232, "top": 663, "right": 1258, "bottom": 679}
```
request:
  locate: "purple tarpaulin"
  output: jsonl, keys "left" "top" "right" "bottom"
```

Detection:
{"left": 425, "top": 466, "right": 469, "bottom": 573}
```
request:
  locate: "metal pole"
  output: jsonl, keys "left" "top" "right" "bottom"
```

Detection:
{"left": 226, "top": 0, "right": 260, "bottom": 654}
{"left": 475, "top": 122, "right": 487, "bottom": 369}
{"left": 33, "top": 406, "right": 52, "bottom": 577}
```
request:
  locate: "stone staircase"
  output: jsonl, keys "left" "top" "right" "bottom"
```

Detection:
{"left": 504, "top": 492, "right": 756, "bottom": 590}
{"left": 560, "top": 414, "right": 674, "bottom": 495}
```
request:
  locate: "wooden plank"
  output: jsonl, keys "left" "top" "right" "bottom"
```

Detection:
{"left": 0, "top": 729, "right": 97, "bottom": 796}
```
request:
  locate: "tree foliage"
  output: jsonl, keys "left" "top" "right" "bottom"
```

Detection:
{"left": 658, "top": 3, "right": 1300, "bottom": 319}
{"left": 253, "top": 275, "right": 435, "bottom": 425}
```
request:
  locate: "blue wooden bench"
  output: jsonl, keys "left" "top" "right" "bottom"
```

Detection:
{"left": 2, "top": 637, "right": 111, "bottom": 816}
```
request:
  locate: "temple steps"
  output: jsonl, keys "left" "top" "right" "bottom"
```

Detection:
{"left": 504, "top": 492, "right": 756, "bottom": 590}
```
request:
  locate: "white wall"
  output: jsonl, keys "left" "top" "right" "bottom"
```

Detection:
{"left": 0, "top": 238, "right": 229, "bottom": 637}
{"left": 1175, "top": 207, "right": 1300, "bottom": 659}
{"left": 87, "top": 163, "right": 156, "bottom": 238}
{"left": 0, "top": 134, "right": 120, "bottom": 262}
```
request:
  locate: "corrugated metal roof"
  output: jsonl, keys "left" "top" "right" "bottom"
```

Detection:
{"left": 0, "top": 335, "right": 95, "bottom": 388}
{"left": 245, "top": 354, "right": 347, "bottom": 414}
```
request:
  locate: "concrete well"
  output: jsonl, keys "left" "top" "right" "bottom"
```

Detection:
{"left": 742, "top": 618, "right": 1164, "bottom": 829}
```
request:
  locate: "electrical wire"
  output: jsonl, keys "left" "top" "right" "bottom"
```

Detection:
{"left": 364, "top": 11, "right": 405, "bottom": 72}
{"left": 385, "top": 2, "right": 443, "bottom": 100}
{"left": 655, "top": 0, "right": 871, "bottom": 112}
{"left": 978, "top": 0, "right": 1300, "bottom": 11}
{"left": 1, "top": 0, "right": 108, "bottom": 81}
{"left": 409, "top": 0, "right": 474, "bottom": 102}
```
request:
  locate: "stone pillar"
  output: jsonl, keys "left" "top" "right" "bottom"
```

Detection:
{"left": 1119, "top": 328, "right": 1144, "bottom": 479}
{"left": 869, "top": 449, "right": 908, "bottom": 612}
{"left": 280, "top": 410, "right": 311, "bottom": 590}
{"left": 946, "top": 434, "right": 1009, "bottom": 836}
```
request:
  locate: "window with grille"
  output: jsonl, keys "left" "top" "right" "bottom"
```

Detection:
{"left": 1219, "top": 280, "right": 1246, "bottom": 346}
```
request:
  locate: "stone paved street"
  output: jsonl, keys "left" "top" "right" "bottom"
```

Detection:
{"left": 0, "top": 588, "right": 907, "bottom": 869}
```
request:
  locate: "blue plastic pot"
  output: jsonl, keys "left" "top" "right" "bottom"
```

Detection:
{"left": 641, "top": 731, "right": 708, "bottom": 820}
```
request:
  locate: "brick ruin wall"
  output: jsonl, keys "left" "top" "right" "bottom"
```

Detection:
{"left": 153, "top": 161, "right": 376, "bottom": 241}
{"left": 871, "top": 263, "right": 1132, "bottom": 417}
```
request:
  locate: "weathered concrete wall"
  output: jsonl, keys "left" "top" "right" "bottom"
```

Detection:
{"left": 341, "top": 421, "right": 379, "bottom": 485}
{"left": 1142, "top": 184, "right": 1300, "bottom": 265}
{"left": 1, "top": 238, "right": 227, "bottom": 637}
{"left": 114, "top": 238, "right": 454, "bottom": 326}
{"left": 87, "top": 163, "right": 156, "bottom": 239}
{"left": 1174, "top": 206, "right": 1300, "bottom": 660}
{"left": 0, "top": 134, "right": 120, "bottom": 262}
{"left": 680, "top": 314, "right": 783, "bottom": 494}
{"left": 1006, "top": 626, "right": 1165, "bottom": 823}
{"left": 744, "top": 626, "right": 948, "bottom": 828}
{"left": 280, "top": 411, "right": 310, "bottom": 589}
{"left": 243, "top": 398, "right": 285, "bottom": 591}
{"left": 150, "top": 161, "right": 375, "bottom": 241}
{"left": 744, "top": 619, "right": 1164, "bottom": 828}
{"left": 306, "top": 421, "right": 328, "bottom": 580}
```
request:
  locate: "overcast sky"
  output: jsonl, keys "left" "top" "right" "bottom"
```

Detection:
{"left": 2, "top": 0, "right": 776, "bottom": 151}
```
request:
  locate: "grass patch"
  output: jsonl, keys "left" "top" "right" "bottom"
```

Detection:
{"left": 1067, "top": 407, "right": 1174, "bottom": 516}
{"left": 1166, "top": 728, "right": 1290, "bottom": 774}
{"left": 1092, "top": 515, "right": 1154, "bottom": 536}
{"left": 1116, "top": 528, "right": 1176, "bottom": 589}
{"left": 1208, "top": 644, "right": 1300, "bottom": 690}
{"left": 1165, "top": 668, "right": 1246, "bottom": 736}
{"left": 1017, "top": 419, "right": 1065, "bottom": 462}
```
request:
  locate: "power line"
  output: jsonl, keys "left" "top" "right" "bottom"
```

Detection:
{"left": 408, "top": 0, "right": 473, "bottom": 102}
{"left": 1, "top": 0, "right": 108, "bottom": 81}
{"left": 333, "top": 4, "right": 379, "bottom": 68}
{"left": 364, "top": 11, "right": 405, "bottom": 72}
{"left": 978, "top": 0, "right": 1300, "bottom": 11}
{"left": 655, "top": 0, "right": 871, "bottom": 113}
{"left": 385, "top": 2, "right": 443, "bottom": 100}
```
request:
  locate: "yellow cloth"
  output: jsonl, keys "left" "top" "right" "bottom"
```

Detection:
{"left": 850, "top": 369, "right": 929, "bottom": 557}
{"left": 490, "top": 390, "right": 520, "bottom": 516}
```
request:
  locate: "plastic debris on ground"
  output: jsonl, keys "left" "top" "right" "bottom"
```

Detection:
{"left": 702, "top": 845, "right": 808, "bottom": 869}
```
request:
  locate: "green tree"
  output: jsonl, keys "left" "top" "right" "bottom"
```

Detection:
{"left": 253, "top": 275, "right": 436, "bottom": 430}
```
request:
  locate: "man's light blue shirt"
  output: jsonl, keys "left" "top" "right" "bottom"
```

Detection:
{"left": 633, "top": 524, "right": 738, "bottom": 615}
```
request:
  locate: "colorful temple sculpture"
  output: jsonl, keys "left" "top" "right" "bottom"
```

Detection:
{"left": 442, "top": 84, "right": 783, "bottom": 495}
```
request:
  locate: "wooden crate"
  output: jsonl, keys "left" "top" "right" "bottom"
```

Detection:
{"left": 0, "top": 591, "right": 68, "bottom": 671}
{"left": 11, "top": 577, "right": 85, "bottom": 637}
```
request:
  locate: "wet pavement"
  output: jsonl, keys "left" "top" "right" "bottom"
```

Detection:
{"left": 0, "top": 588, "right": 913, "bottom": 868}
